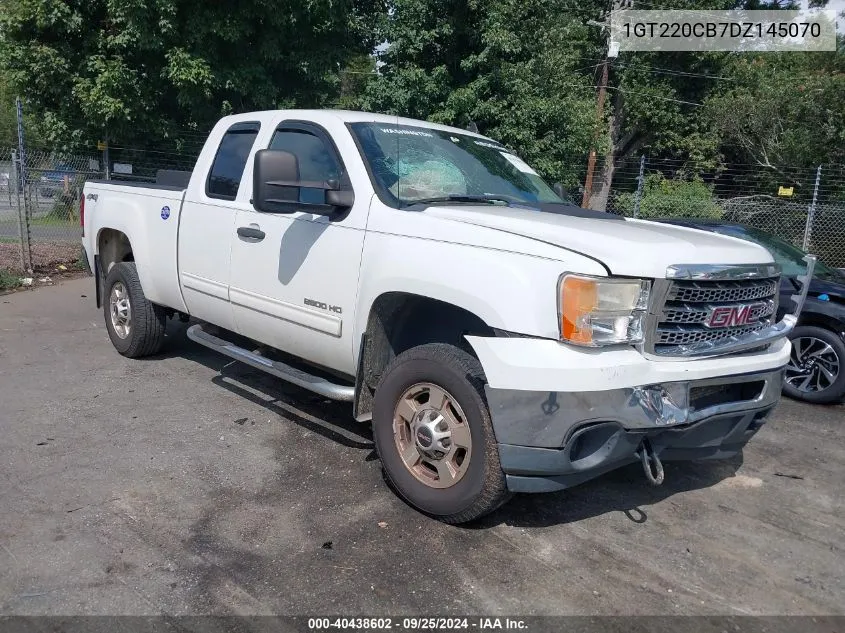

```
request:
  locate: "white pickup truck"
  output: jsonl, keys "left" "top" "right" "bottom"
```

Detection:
{"left": 81, "top": 109, "right": 813, "bottom": 523}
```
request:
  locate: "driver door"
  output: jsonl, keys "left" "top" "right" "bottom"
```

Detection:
{"left": 228, "top": 121, "right": 366, "bottom": 376}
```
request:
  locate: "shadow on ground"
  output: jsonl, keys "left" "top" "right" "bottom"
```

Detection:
{"left": 478, "top": 454, "right": 742, "bottom": 529}
{"left": 156, "top": 319, "right": 742, "bottom": 531}
{"left": 145, "top": 319, "right": 374, "bottom": 448}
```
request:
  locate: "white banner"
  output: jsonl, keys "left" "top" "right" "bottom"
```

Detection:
{"left": 610, "top": 9, "right": 837, "bottom": 52}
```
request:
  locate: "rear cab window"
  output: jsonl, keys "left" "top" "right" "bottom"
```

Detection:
{"left": 206, "top": 122, "right": 261, "bottom": 200}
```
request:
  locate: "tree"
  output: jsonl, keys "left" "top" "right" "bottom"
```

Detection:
{"left": 359, "top": 0, "right": 604, "bottom": 188}
{"left": 361, "top": 0, "right": 841, "bottom": 202}
{"left": 614, "top": 173, "right": 723, "bottom": 219}
{"left": 0, "top": 0, "right": 383, "bottom": 150}
{"left": 583, "top": 0, "right": 840, "bottom": 209}
{"left": 585, "top": 49, "right": 729, "bottom": 209}
{"left": 0, "top": 73, "right": 21, "bottom": 148}
{"left": 702, "top": 52, "right": 845, "bottom": 177}
{"left": 0, "top": 69, "right": 46, "bottom": 149}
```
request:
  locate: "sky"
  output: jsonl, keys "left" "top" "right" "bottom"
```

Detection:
{"left": 802, "top": 0, "right": 845, "bottom": 32}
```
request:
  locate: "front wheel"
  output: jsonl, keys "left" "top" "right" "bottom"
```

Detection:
{"left": 783, "top": 325, "right": 845, "bottom": 404}
{"left": 372, "top": 343, "right": 511, "bottom": 524}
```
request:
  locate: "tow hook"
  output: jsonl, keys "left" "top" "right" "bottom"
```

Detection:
{"left": 638, "top": 438, "right": 665, "bottom": 486}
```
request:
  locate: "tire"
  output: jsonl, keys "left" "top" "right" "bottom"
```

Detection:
{"left": 372, "top": 343, "right": 511, "bottom": 524}
{"left": 103, "top": 262, "right": 167, "bottom": 358}
{"left": 783, "top": 325, "right": 845, "bottom": 404}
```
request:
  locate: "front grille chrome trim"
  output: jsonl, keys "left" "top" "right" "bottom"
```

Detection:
{"left": 666, "top": 263, "right": 781, "bottom": 281}
{"left": 661, "top": 300, "right": 775, "bottom": 326}
{"left": 643, "top": 257, "right": 816, "bottom": 359}
{"left": 652, "top": 320, "right": 784, "bottom": 357}
{"left": 666, "top": 279, "right": 779, "bottom": 303}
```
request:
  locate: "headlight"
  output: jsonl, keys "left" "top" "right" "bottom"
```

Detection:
{"left": 559, "top": 274, "right": 650, "bottom": 346}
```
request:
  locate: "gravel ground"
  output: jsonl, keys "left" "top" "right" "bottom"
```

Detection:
{"left": 0, "top": 277, "right": 843, "bottom": 619}
{"left": 0, "top": 240, "right": 80, "bottom": 275}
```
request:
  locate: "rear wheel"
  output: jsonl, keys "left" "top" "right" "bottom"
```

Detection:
{"left": 103, "top": 262, "right": 167, "bottom": 358}
{"left": 372, "top": 343, "right": 510, "bottom": 523}
{"left": 783, "top": 325, "right": 845, "bottom": 404}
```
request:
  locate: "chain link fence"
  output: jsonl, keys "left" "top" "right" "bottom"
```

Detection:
{"left": 598, "top": 157, "right": 845, "bottom": 268}
{"left": 2, "top": 141, "right": 844, "bottom": 279}
{"left": 0, "top": 142, "right": 201, "bottom": 279}
{"left": 0, "top": 148, "right": 104, "bottom": 276}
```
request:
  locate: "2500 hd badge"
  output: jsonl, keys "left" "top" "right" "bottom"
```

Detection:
{"left": 305, "top": 297, "right": 343, "bottom": 314}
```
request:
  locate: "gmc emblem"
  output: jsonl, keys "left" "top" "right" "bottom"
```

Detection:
{"left": 705, "top": 303, "right": 768, "bottom": 328}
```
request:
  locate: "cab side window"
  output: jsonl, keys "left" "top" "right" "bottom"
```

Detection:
{"left": 269, "top": 129, "right": 342, "bottom": 204}
{"left": 206, "top": 122, "right": 261, "bottom": 200}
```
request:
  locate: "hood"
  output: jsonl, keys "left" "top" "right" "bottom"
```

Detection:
{"left": 808, "top": 275, "right": 845, "bottom": 300}
{"left": 421, "top": 205, "right": 775, "bottom": 278}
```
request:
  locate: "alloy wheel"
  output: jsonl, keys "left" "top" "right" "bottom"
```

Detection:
{"left": 392, "top": 382, "right": 473, "bottom": 489}
{"left": 785, "top": 336, "right": 840, "bottom": 394}
{"left": 109, "top": 281, "right": 132, "bottom": 340}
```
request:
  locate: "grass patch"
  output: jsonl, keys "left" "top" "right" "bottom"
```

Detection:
{"left": 0, "top": 268, "right": 22, "bottom": 291}
{"left": 31, "top": 215, "right": 77, "bottom": 228}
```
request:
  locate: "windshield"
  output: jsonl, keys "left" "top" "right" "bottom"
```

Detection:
{"left": 348, "top": 122, "right": 564, "bottom": 208}
{"left": 714, "top": 225, "right": 839, "bottom": 278}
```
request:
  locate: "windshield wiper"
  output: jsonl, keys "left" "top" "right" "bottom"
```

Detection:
{"left": 404, "top": 195, "right": 515, "bottom": 208}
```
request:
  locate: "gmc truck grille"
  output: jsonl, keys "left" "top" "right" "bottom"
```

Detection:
{"left": 646, "top": 271, "right": 781, "bottom": 357}
{"left": 667, "top": 279, "right": 779, "bottom": 304}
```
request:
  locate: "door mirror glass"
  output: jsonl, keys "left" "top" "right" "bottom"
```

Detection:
{"left": 253, "top": 146, "right": 354, "bottom": 215}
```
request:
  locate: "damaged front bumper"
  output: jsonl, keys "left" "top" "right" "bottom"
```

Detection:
{"left": 472, "top": 255, "right": 817, "bottom": 494}
{"left": 487, "top": 367, "right": 783, "bottom": 493}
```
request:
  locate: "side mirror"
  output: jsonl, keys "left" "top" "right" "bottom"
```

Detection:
{"left": 253, "top": 149, "right": 300, "bottom": 214}
{"left": 253, "top": 149, "right": 355, "bottom": 215}
{"left": 326, "top": 188, "right": 355, "bottom": 208}
{"left": 553, "top": 182, "right": 576, "bottom": 205}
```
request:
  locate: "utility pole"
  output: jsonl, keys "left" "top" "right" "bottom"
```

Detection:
{"left": 581, "top": 0, "right": 628, "bottom": 209}
{"left": 581, "top": 58, "right": 609, "bottom": 208}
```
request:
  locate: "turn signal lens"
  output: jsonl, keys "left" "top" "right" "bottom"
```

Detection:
{"left": 561, "top": 276, "right": 597, "bottom": 344}
{"left": 559, "top": 275, "right": 650, "bottom": 346}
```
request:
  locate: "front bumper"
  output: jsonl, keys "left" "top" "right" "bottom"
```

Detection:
{"left": 484, "top": 365, "right": 784, "bottom": 494}
{"left": 471, "top": 256, "right": 815, "bottom": 493}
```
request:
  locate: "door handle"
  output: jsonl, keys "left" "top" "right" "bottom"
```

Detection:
{"left": 237, "top": 226, "right": 265, "bottom": 240}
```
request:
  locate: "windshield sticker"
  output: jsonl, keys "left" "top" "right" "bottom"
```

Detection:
{"left": 500, "top": 152, "right": 539, "bottom": 176}
{"left": 474, "top": 140, "right": 507, "bottom": 150}
{"left": 379, "top": 127, "right": 435, "bottom": 138}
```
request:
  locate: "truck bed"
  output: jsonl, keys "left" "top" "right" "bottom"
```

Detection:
{"left": 88, "top": 168, "right": 192, "bottom": 190}
{"left": 86, "top": 180, "right": 185, "bottom": 192}
{"left": 82, "top": 179, "right": 188, "bottom": 314}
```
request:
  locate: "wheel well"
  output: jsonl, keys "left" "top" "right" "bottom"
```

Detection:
{"left": 353, "top": 292, "right": 494, "bottom": 421}
{"left": 798, "top": 311, "right": 845, "bottom": 336}
{"left": 98, "top": 228, "right": 134, "bottom": 275}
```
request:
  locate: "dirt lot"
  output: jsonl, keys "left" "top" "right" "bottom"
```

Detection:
{"left": 0, "top": 278, "right": 843, "bottom": 618}
{"left": 0, "top": 240, "right": 80, "bottom": 275}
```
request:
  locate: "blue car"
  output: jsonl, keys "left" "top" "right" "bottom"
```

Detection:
{"left": 39, "top": 163, "right": 75, "bottom": 197}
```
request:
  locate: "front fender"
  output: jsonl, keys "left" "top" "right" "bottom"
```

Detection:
{"left": 353, "top": 231, "right": 606, "bottom": 363}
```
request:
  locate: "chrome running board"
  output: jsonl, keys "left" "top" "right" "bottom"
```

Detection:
{"left": 187, "top": 324, "right": 355, "bottom": 402}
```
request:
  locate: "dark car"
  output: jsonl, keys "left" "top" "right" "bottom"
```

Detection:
{"left": 38, "top": 163, "right": 75, "bottom": 198}
{"left": 657, "top": 219, "right": 845, "bottom": 405}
